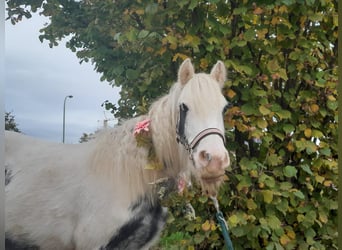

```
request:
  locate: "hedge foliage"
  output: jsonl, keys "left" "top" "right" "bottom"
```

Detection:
{"left": 6, "top": 0, "right": 338, "bottom": 249}
{"left": 155, "top": 1, "right": 338, "bottom": 249}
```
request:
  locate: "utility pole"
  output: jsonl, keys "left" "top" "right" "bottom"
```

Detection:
{"left": 62, "top": 95, "right": 73, "bottom": 143}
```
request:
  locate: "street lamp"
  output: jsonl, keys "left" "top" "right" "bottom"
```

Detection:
{"left": 62, "top": 95, "right": 73, "bottom": 143}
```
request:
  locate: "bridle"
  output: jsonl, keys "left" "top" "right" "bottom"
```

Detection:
{"left": 176, "top": 103, "right": 227, "bottom": 160}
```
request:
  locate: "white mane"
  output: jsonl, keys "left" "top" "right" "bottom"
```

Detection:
{"left": 89, "top": 81, "right": 188, "bottom": 203}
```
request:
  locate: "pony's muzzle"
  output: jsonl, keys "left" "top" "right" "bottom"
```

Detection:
{"left": 198, "top": 150, "right": 230, "bottom": 173}
{"left": 194, "top": 148, "right": 230, "bottom": 196}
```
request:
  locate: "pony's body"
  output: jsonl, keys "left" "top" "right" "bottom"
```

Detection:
{"left": 6, "top": 118, "right": 168, "bottom": 250}
{"left": 5, "top": 59, "right": 230, "bottom": 249}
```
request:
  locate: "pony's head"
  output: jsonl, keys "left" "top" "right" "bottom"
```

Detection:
{"left": 175, "top": 59, "right": 230, "bottom": 197}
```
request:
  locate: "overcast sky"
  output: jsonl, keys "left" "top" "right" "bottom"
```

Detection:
{"left": 5, "top": 13, "right": 120, "bottom": 143}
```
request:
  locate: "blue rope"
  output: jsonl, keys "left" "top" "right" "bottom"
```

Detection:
{"left": 216, "top": 210, "right": 234, "bottom": 250}
{"left": 211, "top": 197, "right": 234, "bottom": 250}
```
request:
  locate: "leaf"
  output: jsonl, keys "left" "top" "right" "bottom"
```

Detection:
{"left": 138, "top": 30, "right": 149, "bottom": 39}
{"left": 282, "top": 124, "right": 295, "bottom": 134}
{"left": 259, "top": 105, "right": 271, "bottom": 115}
{"left": 276, "top": 199, "right": 289, "bottom": 214}
{"left": 261, "top": 190, "right": 273, "bottom": 204}
{"left": 267, "top": 215, "right": 281, "bottom": 230}
{"left": 244, "top": 29, "right": 255, "bottom": 41}
{"left": 315, "top": 175, "right": 325, "bottom": 184}
{"left": 126, "top": 69, "right": 139, "bottom": 80}
{"left": 278, "top": 68, "right": 288, "bottom": 81}
{"left": 293, "top": 190, "right": 305, "bottom": 199}
{"left": 300, "top": 164, "right": 313, "bottom": 175}
{"left": 201, "top": 220, "right": 211, "bottom": 232}
{"left": 241, "top": 103, "right": 259, "bottom": 115}
{"left": 188, "top": 0, "right": 198, "bottom": 10}
{"left": 283, "top": 165, "right": 297, "bottom": 178}
{"left": 267, "top": 59, "right": 280, "bottom": 72}
{"left": 246, "top": 199, "right": 258, "bottom": 210}
{"left": 257, "top": 118, "right": 268, "bottom": 129}
{"left": 312, "top": 129, "right": 324, "bottom": 138}
{"left": 193, "top": 233, "right": 205, "bottom": 244}
{"left": 280, "top": 182, "right": 293, "bottom": 190}
{"left": 233, "top": 7, "right": 247, "bottom": 15}
{"left": 228, "top": 214, "right": 239, "bottom": 227}
{"left": 319, "top": 147, "right": 331, "bottom": 156}
{"left": 304, "top": 128, "right": 312, "bottom": 138}
{"left": 318, "top": 211, "right": 328, "bottom": 224}
{"left": 227, "top": 89, "right": 237, "bottom": 99}
{"left": 327, "top": 100, "right": 338, "bottom": 111}
{"left": 280, "top": 234, "right": 291, "bottom": 246}
{"left": 172, "top": 53, "right": 188, "bottom": 62}
{"left": 275, "top": 109, "right": 291, "bottom": 119}
{"left": 310, "top": 103, "right": 319, "bottom": 112}
{"left": 145, "top": 3, "right": 158, "bottom": 14}
{"left": 198, "top": 196, "right": 208, "bottom": 203}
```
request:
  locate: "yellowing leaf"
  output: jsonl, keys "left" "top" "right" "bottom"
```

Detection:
{"left": 228, "top": 214, "right": 239, "bottom": 227}
{"left": 304, "top": 128, "right": 312, "bottom": 138}
{"left": 267, "top": 59, "right": 280, "bottom": 72}
{"left": 259, "top": 105, "right": 271, "bottom": 115}
{"left": 315, "top": 175, "right": 325, "bottom": 184}
{"left": 227, "top": 89, "right": 237, "bottom": 99}
{"left": 262, "top": 190, "right": 273, "bottom": 203}
{"left": 210, "top": 220, "right": 217, "bottom": 231}
{"left": 280, "top": 234, "right": 291, "bottom": 246}
{"left": 246, "top": 199, "right": 258, "bottom": 210}
{"left": 278, "top": 5, "right": 288, "bottom": 14}
{"left": 271, "top": 16, "right": 280, "bottom": 26}
{"left": 327, "top": 95, "right": 336, "bottom": 101}
{"left": 319, "top": 213, "right": 328, "bottom": 224}
{"left": 157, "top": 46, "right": 167, "bottom": 55}
{"left": 201, "top": 220, "right": 211, "bottom": 232}
{"left": 172, "top": 53, "right": 188, "bottom": 62}
{"left": 287, "top": 230, "right": 296, "bottom": 240}
{"left": 249, "top": 169, "right": 258, "bottom": 178}
{"left": 323, "top": 180, "right": 332, "bottom": 187}
{"left": 253, "top": 7, "right": 263, "bottom": 15}
{"left": 310, "top": 104, "right": 319, "bottom": 113}
{"left": 199, "top": 58, "right": 208, "bottom": 70}
{"left": 287, "top": 142, "right": 295, "bottom": 152}
{"left": 257, "top": 118, "right": 268, "bottom": 129}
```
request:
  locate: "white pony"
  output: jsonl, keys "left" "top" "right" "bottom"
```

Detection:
{"left": 5, "top": 59, "right": 230, "bottom": 250}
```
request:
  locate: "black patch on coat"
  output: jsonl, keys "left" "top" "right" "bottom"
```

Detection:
{"left": 101, "top": 197, "right": 167, "bottom": 250}
{"left": 5, "top": 167, "right": 12, "bottom": 186}
{"left": 5, "top": 237, "right": 39, "bottom": 250}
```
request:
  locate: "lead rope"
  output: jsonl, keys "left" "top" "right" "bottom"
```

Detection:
{"left": 210, "top": 196, "right": 234, "bottom": 250}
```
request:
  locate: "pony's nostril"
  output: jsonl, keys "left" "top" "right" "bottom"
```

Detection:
{"left": 199, "top": 150, "right": 211, "bottom": 163}
{"left": 205, "top": 152, "right": 212, "bottom": 162}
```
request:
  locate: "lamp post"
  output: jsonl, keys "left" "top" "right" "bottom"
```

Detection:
{"left": 62, "top": 95, "right": 73, "bottom": 143}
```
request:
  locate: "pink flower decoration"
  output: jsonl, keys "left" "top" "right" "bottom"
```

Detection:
{"left": 178, "top": 177, "right": 186, "bottom": 194}
{"left": 133, "top": 119, "right": 151, "bottom": 136}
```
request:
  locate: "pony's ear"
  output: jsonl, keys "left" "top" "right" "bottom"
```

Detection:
{"left": 210, "top": 60, "right": 227, "bottom": 88}
{"left": 178, "top": 58, "right": 195, "bottom": 85}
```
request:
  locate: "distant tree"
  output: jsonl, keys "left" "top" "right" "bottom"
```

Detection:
{"left": 5, "top": 111, "right": 21, "bottom": 132}
{"left": 79, "top": 132, "right": 95, "bottom": 143}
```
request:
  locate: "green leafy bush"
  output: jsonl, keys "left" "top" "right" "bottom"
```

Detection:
{"left": 152, "top": 1, "right": 338, "bottom": 249}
